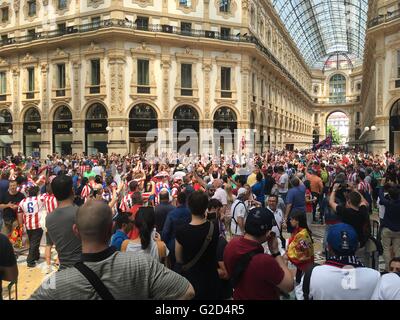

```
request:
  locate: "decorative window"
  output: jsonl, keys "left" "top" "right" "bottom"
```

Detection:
{"left": 25, "top": 107, "right": 41, "bottom": 122}
{"left": 58, "top": 0, "right": 67, "bottom": 10}
{"left": 28, "top": 0, "right": 36, "bottom": 16}
{"left": 219, "top": 0, "right": 230, "bottom": 12}
{"left": 398, "top": 50, "right": 400, "bottom": 78}
{"left": 181, "top": 22, "right": 192, "bottom": 34}
{"left": 181, "top": 64, "right": 192, "bottom": 96}
{"left": 136, "top": 16, "right": 149, "bottom": 31}
{"left": 215, "top": 0, "right": 237, "bottom": 19}
{"left": 28, "top": 67, "right": 35, "bottom": 92}
{"left": 0, "top": 72, "right": 6, "bottom": 95}
{"left": 329, "top": 74, "right": 346, "bottom": 104}
{"left": 90, "top": 59, "right": 100, "bottom": 93}
{"left": 179, "top": 0, "right": 191, "bottom": 7}
{"left": 1, "top": 7, "right": 9, "bottom": 23}
{"left": 54, "top": 105, "right": 72, "bottom": 120}
{"left": 137, "top": 59, "right": 150, "bottom": 93}
{"left": 177, "top": 0, "right": 198, "bottom": 14}
{"left": 57, "top": 64, "right": 66, "bottom": 91}
{"left": 221, "top": 67, "right": 231, "bottom": 97}
{"left": 87, "top": 0, "right": 105, "bottom": 9}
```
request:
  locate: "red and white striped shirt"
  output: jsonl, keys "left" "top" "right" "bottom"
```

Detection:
{"left": 119, "top": 192, "right": 134, "bottom": 212}
{"left": 18, "top": 196, "right": 44, "bottom": 230}
{"left": 40, "top": 193, "right": 58, "bottom": 214}
{"left": 81, "top": 185, "right": 92, "bottom": 199}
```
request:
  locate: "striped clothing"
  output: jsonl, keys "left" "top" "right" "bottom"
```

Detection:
{"left": 358, "top": 180, "right": 371, "bottom": 194}
{"left": 18, "top": 196, "right": 44, "bottom": 230}
{"left": 40, "top": 193, "right": 58, "bottom": 214}
{"left": 81, "top": 185, "right": 92, "bottom": 199}
{"left": 119, "top": 192, "right": 134, "bottom": 212}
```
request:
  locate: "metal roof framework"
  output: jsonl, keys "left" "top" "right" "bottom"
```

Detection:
{"left": 272, "top": 0, "right": 368, "bottom": 69}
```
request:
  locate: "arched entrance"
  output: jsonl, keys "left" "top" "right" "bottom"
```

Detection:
{"left": 250, "top": 110, "right": 256, "bottom": 151}
{"left": 173, "top": 105, "right": 199, "bottom": 154}
{"left": 53, "top": 105, "right": 73, "bottom": 155}
{"left": 0, "top": 109, "right": 13, "bottom": 158}
{"left": 23, "top": 107, "right": 41, "bottom": 157}
{"left": 213, "top": 107, "right": 237, "bottom": 155}
{"left": 390, "top": 99, "right": 400, "bottom": 154}
{"left": 85, "top": 103, "right": 108, "bottom": 155}
{"left": 326, "top": 111, "right": 349, "bottom": 146}
{"left": 129, "top": 104, "right": 158, "bottom": 154}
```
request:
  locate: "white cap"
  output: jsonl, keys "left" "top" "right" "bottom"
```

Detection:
{"left": 237, "top": 187, "right": 247, "bottom": 197}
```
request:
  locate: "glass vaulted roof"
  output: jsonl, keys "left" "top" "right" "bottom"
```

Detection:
{"left": 272, "top": 0, "right": 368, "bottom": 70}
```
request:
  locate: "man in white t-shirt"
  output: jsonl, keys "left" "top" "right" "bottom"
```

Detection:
{"left": 372, "top": 257, "right": 400, "bottom": 300}
{"left": 212, "top": 179, "right": 228, "bottom": 217}
{"left": 277, "top": 166, "right": 289, "bottom": 202}
{"left": 266, "top": 194, "right": 285, "bottom": 255}
{"left": 296, "top": 223, "right": 380, "bottom": 300}
{"left": 230, "top": 188, "right": 249, "bottom": 236}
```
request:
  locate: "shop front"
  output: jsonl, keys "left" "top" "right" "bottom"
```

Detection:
{"left": 53, "top": 105, "right": 73, "bottom": 155}
{"left": 173, "top": 105, "right": 199, "bottom": 155}
{"left": 129, "top": 104, "right": 158, "bottom": 155}
{"left": 0, "top": 109, "right": 13, "bottom": 158}
{"left": 23, "top": 107, "right": 41, "bottom": 157}
{"left": 85, "top": 103, "right": 108, "bottom": 155}
{"left": 213, "top": 107, "right": 237, "bottom": 155}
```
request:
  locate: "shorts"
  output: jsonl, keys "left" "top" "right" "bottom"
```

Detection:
{"left": 46, "top": 232, "right": 54, "bottom": 246}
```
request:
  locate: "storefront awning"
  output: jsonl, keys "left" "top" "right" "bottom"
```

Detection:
{"left": 0, "top": 135, "right": 13, "bottom": 145}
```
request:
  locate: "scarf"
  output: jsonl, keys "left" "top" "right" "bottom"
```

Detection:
{"left": 325, "top": 255, "right": 365, "bottom": 268}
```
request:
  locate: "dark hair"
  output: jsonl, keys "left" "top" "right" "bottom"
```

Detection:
{"left": 131, "top": 191, "right": 143, "bottom": 205}
{"left": 256, "top": 172, "right": 263, "bottom": 182}
{"left": 390, "top": 257, "right": 400, "bottom": 266}
{"left": 105, "top": 175, "right": 114, "bottom": 186}
{"left": 94, "top": 175, "right": 102, "bottom": 184}
{"left": 290, "top": 209, "right": 313, "bottom": 242}
{"left": 129, "top": 180, "right": 138, "bottom": 192}
{"left": 347, "top": 191, "right": 362, "bottom": 207}
{"left": 291, "top": 177, "right": 300, "bottom": 187}
{"left": 28, "top": 186, "right": 39, "bottom": 197}
{"left": 114, "top": 213, "right": 131, "bottom": 229}
{"left": 268, "top": 194, "right": 278, "bottom": 202}
{"left": 388, "top": 187, "right": 400, "bottom": 200}
{"left": 16, "top": 176, "right": 25, "bottom": 185}
{"left": 159, "top": 190, "right": 170, "bottom": 202}
{"left": 51, "top": 175, "right": 73, "bottom": 201}
{"left": 188, "top": 191, "right": 209, "bottom": 217}
{"left": 278, "top": 166, "right": 284, "bottom": 173}
{"left": 177, "top": 192, "right": 187, "bottom": 205}
{"left": 208, "top": 198, "right": 223, "bottom": 210}
{"left": 304, "top": 180, "right": 311, "bottom": 190}
{"left": 135, "top": 207, "right": 155, "bottom": 250}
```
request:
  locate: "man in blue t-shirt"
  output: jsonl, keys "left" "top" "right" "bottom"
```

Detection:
{"left": 284, "top": 177, "right": 306, "bottom": 232}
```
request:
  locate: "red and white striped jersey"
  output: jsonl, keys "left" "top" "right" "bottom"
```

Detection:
{"left": 81, "top": 185, "right": 92, "bottom": 199}
{"left": 40, "top": 193, "right": 58, "bottom": 214}
{"left": 119, "top": 192, "right": 134, "bottom": 212}
{"left": 18, "top": 196, "right": 44, "bottom": 230}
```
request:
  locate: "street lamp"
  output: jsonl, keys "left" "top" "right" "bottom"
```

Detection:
{"left": 371, "top": 126, "right": 377, "bottom": 131}
{"left": 37, "top": 128, "right": 41, "bottom": 134}
{"left": 69, "top": 127, "right": 74, "bottom": 133}
{"left": 7, "top": 129, "right": 12, "bottom": 134}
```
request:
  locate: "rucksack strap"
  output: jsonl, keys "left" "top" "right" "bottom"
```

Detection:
{"left": 231, "top": 201, "right": 246, "bottom": 234}
{"left": 302, "top": 264, "right": 319, "bottom": 301}
{"left": 74, "top": 262, "right": 115, "bottom": 300}
{"left": 182, "top": 221, "right": 214, "bottom": 272}
{"left": 396, "top": 272, "right": 400, "bottom": 278}
{"left": 231, "top": 249, "right": 262, "bottom": 287}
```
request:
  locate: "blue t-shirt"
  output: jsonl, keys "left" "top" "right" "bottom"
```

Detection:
{"left": 252, "top": 180, "right": 266, "bottom": 204}
{"left": 285, "top": 184, "right": 306, "bottom": 212}
{"left": 110, "top": 230, "right": 129, "bottom": 251}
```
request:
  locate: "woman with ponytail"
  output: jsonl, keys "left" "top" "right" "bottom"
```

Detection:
{"left": 121, "top": 207, "right": 169, "bottom": 263}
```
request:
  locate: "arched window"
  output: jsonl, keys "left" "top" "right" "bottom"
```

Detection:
{"left": 54, "top": 105, "right": 72, "bottom": 120}
{"left": 390, "top": 99, "right": 400, "bottom": 154}
{"left": 86, "top": 103, "right": 107, "bottom": 119}
{"left": 24, "top": 108, "right": 41, "bottom": 122}
{"left": 355, "top": 128, "right": 361, "bottom": 140}
{"left": 0, "top": 109, "right": 12, "bottom": 123}
{"left": 329, "top": 74, "right": 346, "bottom": 104}
{"left": 173, "top": 105, "right": 199, "bottom": 120}
{"left": 129, "top": 104, "right": 157, "bottom": 119}
{"left": 390, "top": 99, "right": 400, "bottom": 117}
{"left": 214, "top": 107, "right": 237, "bottom": 122}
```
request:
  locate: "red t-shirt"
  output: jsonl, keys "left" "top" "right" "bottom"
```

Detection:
{"left": 127, "top": 204, "right": 141, "bottom": 240}
{"left": 223, "top": 237, "right": 284, "bottom": 300}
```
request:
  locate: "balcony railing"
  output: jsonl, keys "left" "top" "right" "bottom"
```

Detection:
{"left": 0, "top": 94, "right": 6, "bottom": 101}
{"left": 56, "top": 89, "right": 65, "bottom": 97}
{"left": 89, "top": 85, "right": 100, "bottom": 94}
{"left": 137, "top": 86, "right": 150, "bottom": 94}
{"left": 368, "top": 9, "right": 400, "bottom": 28}
{"left": 0, "top": 19, "right": 311, "bottom": 102}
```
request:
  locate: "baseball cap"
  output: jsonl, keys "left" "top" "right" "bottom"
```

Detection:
{"left": 327, "top": 223, "right": 358, "bottom": 255}
{"left": 245, "top": 207, "right": 274, "bottom": 237}
{"left": 237, "top": 187, "right": 247, "bottom": 197}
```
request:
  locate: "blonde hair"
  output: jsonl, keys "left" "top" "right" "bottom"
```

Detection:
{"left": 224, "top": 183, "right": 234, "bottom": 203}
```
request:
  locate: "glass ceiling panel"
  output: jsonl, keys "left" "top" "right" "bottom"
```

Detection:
{"left": 271, "top": 0, "right": 368, "bottom": 69}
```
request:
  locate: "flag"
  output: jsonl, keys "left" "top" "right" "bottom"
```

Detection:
{"left": 313, "top": 132, "right": 332, "bottom": 151}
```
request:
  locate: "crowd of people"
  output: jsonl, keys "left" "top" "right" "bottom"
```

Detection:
{"left": 0, "top": 147, "right": 399, "bottom": 300}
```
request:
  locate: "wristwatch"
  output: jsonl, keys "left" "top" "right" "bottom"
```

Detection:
{"left": 271, "top": 252, "right": 281, "bottom": 258}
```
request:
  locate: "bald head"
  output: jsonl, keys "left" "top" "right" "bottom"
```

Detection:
{"left": 212, "top": 179, "right": 222, "bottom": 188}
{"left": 75, "top": 200, "right": 113, "bottom": 243}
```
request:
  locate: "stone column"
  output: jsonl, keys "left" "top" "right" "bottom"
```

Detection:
{"left": 11, "top": 68, "right": 21, "bottom": 155}
{"left": 71, "top": 59, "right": 84, "bottom": 154}
{"left": 40, "top": 121, "right": 52, "bottom": 159}
{"left": 161, "top": 50, "right": 171, "bottom": 152}
{"left": 108, "top": 49, "right": 128, "bottom": 154}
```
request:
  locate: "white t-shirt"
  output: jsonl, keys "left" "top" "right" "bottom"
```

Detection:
{"left": 278, "top": 173, "right": 289, "bottom": 193}
{"left": 230, "top": 199, "right": 247, "bottom": 236}
{"left": 377, "top": 192, "right": 387, "bottom": 220}
{"left": 371, "top": 272, "right": 400, "bottom": 300}
{"left": 212, "top": 188, "right": 228, "bottom": 206}
{"left": 92, "top": 165, "right": 104, "bottom": 176}
{"left": 295, "top": 265, "right": 381, "bottom": 300}
{"left": 268, "top": 206, "right": 284, "bottom": 238}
